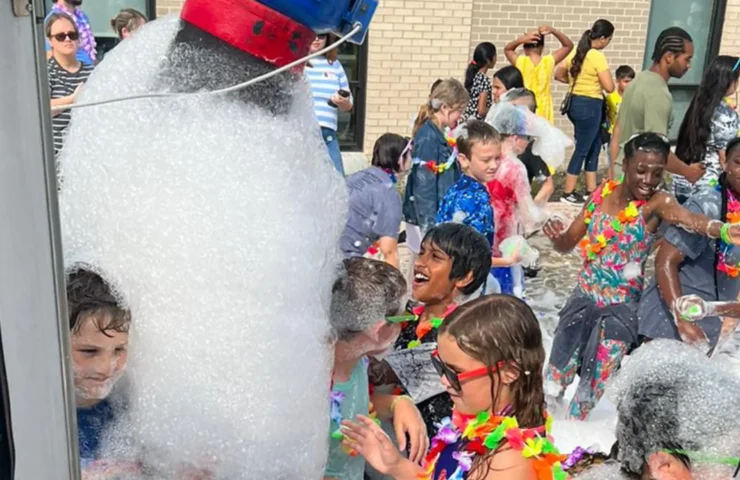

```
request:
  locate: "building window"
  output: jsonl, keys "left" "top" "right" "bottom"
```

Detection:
{"left": 45, "top": 0, "right": 156, "bottom": 59}
{"left": 336, "top": 36, "right": 368, "bottom": 152}
{"left": 642, "top": 0, "right": 727, "bottom": 140}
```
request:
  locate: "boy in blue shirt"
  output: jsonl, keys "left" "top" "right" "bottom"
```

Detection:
{"left": 66, "top": 267, "right": 130, "bottom": 466}
{"left": 326, "top": 258, "right": 426, "bottom": 480}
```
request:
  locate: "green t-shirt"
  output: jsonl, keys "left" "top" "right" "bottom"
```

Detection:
{"left": 325, "top": 358, "right": 370, "bottom": 480}
{"left": 616, "top": 70, "right": 673, "bottom": 164}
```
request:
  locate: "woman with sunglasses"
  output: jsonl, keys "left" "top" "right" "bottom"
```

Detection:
{"left": 343, "top": 295, "right": 568, "bottom": 480}
{"left": 340, "top": 133, "right": 413, "bottom": 268}
{"left": 542, "top": 132, "right": 740, "bottom": 421}
{"left": 673, "top": 56, "right": 740, "bottom": 204}
{"left": 46, "top": 12, "right": 94, "bottom": 157}
{"left": 305, "top": 33, "right": 353, "bottom": 175}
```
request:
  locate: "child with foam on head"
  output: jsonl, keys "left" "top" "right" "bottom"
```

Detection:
{"left": 65, "top": 267, "right": 137, "bottom": 476}
{"left": 485, "top": 101, "right": 571, "bottom": 297}
{"left": 373, "top": 223, "right": 492, "bottom": 437}
{"left": 327, "top": 257, "right": 428, "bottom": 480}
{"left": 343, "top": 295, "right": 569, "bottom": 480}
{"left": 542, "top": 132, "right": 740, "bottom": 421}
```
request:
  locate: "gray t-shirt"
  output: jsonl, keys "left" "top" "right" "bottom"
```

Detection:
{"left": 638, "top": 189, "right": 740, "bottom": 343}
{"left": 340, "top": 167, "right": 402, "bottom": 257}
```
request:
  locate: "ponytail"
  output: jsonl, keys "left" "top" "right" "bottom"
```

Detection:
{"left": 413, "top": 103, "right": 435, "bottom": 137}
{"left": 570, "top": 19, "right": 615, "bottom": 81}
{"left": 413, "top": 79, "right": 469, "bottom": 136}
{"left": 465, "top": 42, "right": 497, "bottom": 92}
{"left": 465, "top": 62, "right": 483, "bottom": 92}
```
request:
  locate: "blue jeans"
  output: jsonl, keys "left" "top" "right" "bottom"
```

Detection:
{"left": 321, "top": 127, "right": 345, "bottom": 175}
{"left": 566, "top": 96, "right": 603, "bottom": 175}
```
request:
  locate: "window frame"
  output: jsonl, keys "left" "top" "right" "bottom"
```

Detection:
{"left": 338, "top": 35, "right": 368, "bottom": 152}
{"left": 643, "top": 0, "right": 728, "bottom": 141}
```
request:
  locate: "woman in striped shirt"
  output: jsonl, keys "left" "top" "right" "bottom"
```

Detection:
{"left": 47, "top": 12, "right": 94, "bottom": 157}
{"left": 305, "top": 34, "right": 353, "bottom": 175}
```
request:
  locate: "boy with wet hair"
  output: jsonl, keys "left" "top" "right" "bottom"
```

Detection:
{"left": 327, "top": 258, "right": 427, "bottom": 480}
{"left": 66, "top": 267, "right": 131, "bottom": 463}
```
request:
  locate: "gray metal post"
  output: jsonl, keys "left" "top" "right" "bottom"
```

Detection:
{"left": 0, "top": 0, "right": 79, "bottom": 478}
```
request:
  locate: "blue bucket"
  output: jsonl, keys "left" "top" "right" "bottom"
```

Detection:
{"left": 255, "top": 0, "right": 377, "bottom": 44}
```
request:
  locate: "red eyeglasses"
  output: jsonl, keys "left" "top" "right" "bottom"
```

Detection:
{"left": 431, "top": 350, "right": 507, "bottom": 392}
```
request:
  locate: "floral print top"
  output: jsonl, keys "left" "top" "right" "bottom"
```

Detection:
{"left": 577, "top": 200, "right": 654, "bottom": 307}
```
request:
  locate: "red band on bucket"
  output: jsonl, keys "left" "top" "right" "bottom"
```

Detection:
{"left": 181, "top": 0, "right": 314, "bottom": 69}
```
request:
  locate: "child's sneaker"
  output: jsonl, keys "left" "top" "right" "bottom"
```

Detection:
{"left": 560, "top": 192, "right": 584, "bottom": 205}
{"left": 582, "top": 190, "right": 596, "bottom": 202}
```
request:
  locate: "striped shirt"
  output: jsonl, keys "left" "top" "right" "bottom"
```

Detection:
{"left": 304, "top": 56, "right": 351, "bottom": 132}
{"left": 48, "top": 57, "right": 93, "bottom": 156}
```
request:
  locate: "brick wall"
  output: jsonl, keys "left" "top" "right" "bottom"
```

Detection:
{"left": 362, "top": 0, "right": 475, "bottom": 153}
{"left": 470, "top": 0, "right": 651, "bottom": 135}
{"left": 721, "top": 0, "right": 740, "bottom": 56}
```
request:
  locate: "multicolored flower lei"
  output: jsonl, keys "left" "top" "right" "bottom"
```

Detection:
{"left": 578, "top": 180, "right": 645, "bottom": 261}
{"left": 407, "top": 304, "right": 458, "bottom": 349}
{"left": 330, "top": 359, "right": 380, "bottom": 456}
{"left": 717, "top": 186, "right": 740, "bottom": 277}
{"left": 419, "top": 412, "right": 568, "bottom": 480}
{"left": 413, "top": 135, "right": 458, "bottom": 175}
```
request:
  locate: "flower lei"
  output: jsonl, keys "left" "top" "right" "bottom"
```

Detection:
{"left": 330, "top": 358, "right": 381, "bottom": 456}
{"left": 578, "top": 180, "right": 645, "bottom": 261}
{"left": 407, "top": 304, "right": 458, "bottom": 349}
{"left": 413, "top": 135, "right": 458, "bottom": 175}
{"left": 715, "top": 183, "right": 740, "bottom": 277}
{"left": 419, "top": 412, "right": 568, "bottom": 480}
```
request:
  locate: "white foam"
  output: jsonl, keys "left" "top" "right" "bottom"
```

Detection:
{"left": 59, "top": 17, "right": 346, "bottom": 477}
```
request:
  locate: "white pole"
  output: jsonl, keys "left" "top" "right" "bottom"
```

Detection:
{"left": 0, "top": 0, "right": 79, "bottom": 478}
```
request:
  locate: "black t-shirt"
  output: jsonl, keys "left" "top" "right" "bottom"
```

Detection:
{"left": 519, "top": 143, "right": 551, "bottom": 185}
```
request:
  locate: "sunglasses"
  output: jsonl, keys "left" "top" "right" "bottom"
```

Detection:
{"left": 316, "top": 34, "right": 328, "bottom": 40}
{"left": 431, "top": 350, "right": 505, "bottom": 392}
{"left": 51, "top": 31, "right": 79, "bottom": 42}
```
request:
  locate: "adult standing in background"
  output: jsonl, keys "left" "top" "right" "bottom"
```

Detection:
{"left": 47, "top": 12, "right": 94, "bottom": 157}
{"left": 505, "top": 25, "right": 574, "bottom": 124}
{"left": 672, "top": 56, "right": 740, "bottom": 202}
{"left": 305, "top": 34, "right": 353, "bottom": 175}
{"left": 462, "top": 42, "right": 496, "bottom": 121}
{"left": 555, "top": 19, "right": 615, "bottom": 205}
{"left": 610, "top": 27, "right": 703, "bottom": 188}
{"left": 47, "top": 0, "right": 96, "bottom": 65}
{"left": 111, "top": 8, "right": 147, "bottom": 41}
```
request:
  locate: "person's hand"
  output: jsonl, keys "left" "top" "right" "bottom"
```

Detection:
{"left": 543, "top": 216, "right": 567, "bottom": 242}
{"left": 331, "top": 92, "right": 351, "bottom": 110}
{"left": 522, "top": 31, "right": 541, "bottom": 44}
{"left": 684, "top": 163, "right": 706, "bottom": 184}
{"left": 342, "top": 415, "right": 406, "bottom": 475}
{"left": 391, "top": 396, "right": 428, "bottom": 464}
{"left": 538, "top": 25, "right": 553, "bottom": 35}
{"left": 672, "top": 302, "right": 710, "bottom": 348}
{"left": 674, "top": 295, "right": 710, "bottom": 322}
{"left": 726, "top": 224, "right": 740, "bottom": 245}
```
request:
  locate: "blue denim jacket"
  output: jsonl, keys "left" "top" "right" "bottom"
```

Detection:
{"left": 403, "top": 120, "right": 459, "bottom": 232}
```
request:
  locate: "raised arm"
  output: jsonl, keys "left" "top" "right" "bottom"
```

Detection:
{"left": 651, "top": 193, "right": 725, "bottom": 239}
{"left": 554, "top": 61, "right": 569, "bottom": 84}
{"left": 540, "top": 25, "right": 574, "bottom": 64}
{"left": 504, "top": 31, "right": 541, "bottom": 66}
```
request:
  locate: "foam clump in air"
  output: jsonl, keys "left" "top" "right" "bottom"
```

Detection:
{"left": 607, "top": 339, "right": 740, "bottom": 477}
{"left": 499, "top": 235, "right": 539, "bottom": 267}
{"left": 59, "top": 16, "right": 346, "bottom": 478}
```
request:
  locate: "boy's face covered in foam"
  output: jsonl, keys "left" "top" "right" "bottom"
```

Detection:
{"left": 71, "top": 316, "right": 129, "bottom": 405}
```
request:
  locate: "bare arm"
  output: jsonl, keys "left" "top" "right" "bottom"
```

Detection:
{"left": 378, "top": 236, "right": 399, "bottom": 269}
{"left": 546, "top": 26, "right": 574, "bottom": 64}
{"left": 651, "top": 192, "right": 723, "bottom": 238}
{"left": 554, "top": 61, "right": 569, "bottom": 84}
{"left": 504, "top": 32, "right": 540, "bottom": 66}
{"left": 655, "top": 242, "right": 686, "bottom": 315}
{"left": 598, "top": 69, "right": 615, "bottom": 93}
{"left": 534, "top": 177, "right": 555, "bottom": 206}
{"left": 477, "top": 91, "right": 491, "bottom": 118}
{"left": 609, "top": 121, "right": 621, "bottom": 172}
{"left": 543, "top": 206, "right": 589, "bottom": 253}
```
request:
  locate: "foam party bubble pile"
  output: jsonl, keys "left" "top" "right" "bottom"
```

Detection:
{"left": 55, "top": 0, "right": 380, "bottom": 474}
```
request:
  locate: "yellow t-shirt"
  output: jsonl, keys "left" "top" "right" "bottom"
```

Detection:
{"left": 516, "top": 54, "right": 555, "bottom": 124}
{"left": 605, "top": 91, "right": 621, "bottom": 134}
{"left": 566, "top": 49, "right": 610, "bottom": 99}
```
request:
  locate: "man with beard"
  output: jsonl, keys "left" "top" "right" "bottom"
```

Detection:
{"left": 46, "top": 0, "right": 96, "bottom": 65}
{"left": 609, "top": 27, "right": 701, "bottom": 184}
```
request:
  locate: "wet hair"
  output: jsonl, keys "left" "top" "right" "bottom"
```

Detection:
{"left": 623, "top": 132, "right": 670, "bottom": 163}
{"left": 676, "top": 55, "right": 740, "bottom": 166}
{"left": 422, "top": 223, "right": 492, "bottom": 295}
{"left": 111, "top": 8, "right": 146, "bottom": 39}
{"left": 45, "top": 12, "right": 79, "bottom": 38}
{"left": 66, "top": 268, "right": 131, "bottom": 336}
{"left": 371, "top": 133, "right": 410, "bottom": 172}
{"left": 493, "top": 66, "right": 524, "bottom": 91}
{"left": 439, "top": 294, "right": 546, "bottom": 429}
{"left": 570, "top": 19, "right": 615, "bottom": 80}
{"left": 651, "top": 27, "right": 693, "bottom": 63}
{"left": 159, "top": 21, "right": 296, "bottom": 114}
{"left": 413, "top": 78, "right": 469, "bottom": 136}
{"left": 457, "top": 120, "right": 502, "bottom": 159}
{"left": 615, "top": 65, "right": 636, "bottom": 80}
{"left": 501, "top": 88, "right": 537, "bottom": 113}
{"left": 330, "top": 258, "right": 407, "bottom": 341}
{"left": 465, "top": 42, "right": 497, "bottom": 91}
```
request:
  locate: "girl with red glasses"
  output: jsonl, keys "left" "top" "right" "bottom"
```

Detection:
{"left": 343, "top": 295, "right": 568, "bottom": 480}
